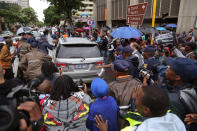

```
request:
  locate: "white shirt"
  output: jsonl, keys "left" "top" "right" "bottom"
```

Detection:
{"left": 134, "top": 113, "right": 186, "bottom": 131}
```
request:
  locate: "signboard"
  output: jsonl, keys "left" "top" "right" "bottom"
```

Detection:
{"left": 127, "top": 2, "right": 148, "bottom": 26}
{"left": 87, "top": 19, "right": 92, "bottom": 26}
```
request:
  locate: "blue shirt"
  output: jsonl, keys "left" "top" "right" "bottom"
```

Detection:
{"left": 27, "top": 38, "right": 37, "bottom": 44}
{"left": 86, "top": 96, "right": 119, "bottom": 131}
{"left": 39, "top": 41, "right": 53, "bottom": 54}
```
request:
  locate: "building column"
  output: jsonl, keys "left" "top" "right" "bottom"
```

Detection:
{"left": 176, "top": 0, "right": 197, "bottom": 36}
{"left": 106, "top": 0, "right": 112, "bottom": 28}
{"left": 93, "top": 0, "right": 98, "bottom": 28}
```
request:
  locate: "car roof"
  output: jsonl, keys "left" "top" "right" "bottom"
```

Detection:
{"left": 59, "top": 37, "right": 97, "bottom": 45}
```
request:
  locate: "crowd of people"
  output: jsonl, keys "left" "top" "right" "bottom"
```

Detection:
{"left": 0, "top": 26, "right": 197, "bottom": 131}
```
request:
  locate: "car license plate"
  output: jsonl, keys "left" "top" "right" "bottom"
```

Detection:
{"left": 74, "top": 64, "right": 89, "bottom": 69}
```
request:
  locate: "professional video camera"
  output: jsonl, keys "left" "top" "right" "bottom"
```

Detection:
{"left": 0, "top": 78, "right": 43, "bottom": 131}
{"left": 155, "top": 32, "right": 185, "bottom": 58}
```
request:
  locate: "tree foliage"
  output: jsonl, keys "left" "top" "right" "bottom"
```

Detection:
{"left": 0, "top": 2, "right": 40, "bottom": 26}
{"left": 20, "top": 7, "right": 39, "bottom": 25}
{"left": 46, "top": 0, "right": 84, "bottom": 21}
{"left": 43, "top": 5, "right": 64, "bottom": 26}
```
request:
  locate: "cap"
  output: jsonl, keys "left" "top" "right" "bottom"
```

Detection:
{"left": 91, "top": 78, "right": 108, "bottom": 98}
{"left": 116, "top": 45, "right": 123, "bottom": 52}
{"left": 31, "top": 42, "right": 38, "bottom": 48}
{"left": 143, "top": 46, "right": 156, "bottom": 53}
{"left": 165, "top": 57, "right": 197, "bottom": 82}
{"left": 114, "top": 59, "right": 130, "bottom": 72}
{"left": 122, "top": 45, "right": 133, "bottom": 53}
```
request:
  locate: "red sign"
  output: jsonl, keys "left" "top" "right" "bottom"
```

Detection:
{"left": 127, "top": 2, "right": 148, "bottom": 26}
{"left": 87, "top": 20, "right": 92, "bottom": 26}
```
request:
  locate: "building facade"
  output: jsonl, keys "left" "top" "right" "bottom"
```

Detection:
{"left": 0, "top": 0, "right": 29, "bottom": 8}
{"left": 94, "top": 0, "right": 197, "bottom": 36}
{"left": 77, "top": 0, "right": 94, "bottom": 17}
{"left": 18, "top": 0, "right": 29, "bottom": 9}
{"left": 0, "top": 0, "right": 18, "bottom": 4}
{"left": 95, "top": 0, "right": 180, "bottom": 28}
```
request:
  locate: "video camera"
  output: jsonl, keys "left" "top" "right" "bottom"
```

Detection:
{"left": 139, "top": 67, "right": 155, "bottom": 84}
{"left": 0, "top": 78, "right": 43, "bottom": 131}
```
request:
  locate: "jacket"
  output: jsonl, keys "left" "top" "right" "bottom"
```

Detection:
{"left": 18, "top": 41, "right": 31, "bottom": 59}
{"left": 39, "top": 41, "right": 53, "bottom": 54}
{"left": 42, "top": 91, "right": 92, "bottom": 131}
{"left": 86, "top": 96, "right": 119, "bottom": 131}
{"left": 0, "top": 45, "right": 12, "bottom": 69}
{"left": 108, "top": 76, "right": 141, "bottom": 106}
{"left": 19, "top": 49, "right": 52, "bottom": 81}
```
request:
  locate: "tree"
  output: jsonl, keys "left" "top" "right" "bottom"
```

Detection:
{"left": 20, "top": 7, "right": 39, "bottom": 26}
{"left": 0, "top": 2, "right": 22, "bottom": 25}
{"left": 43, "top": 5, "right": 64, "bottom": 26}
{"left": 0, "top": 2, "right": 39, "bottom": 26}
{"left": 45, "top": 0, "right": 84, "bottom": 22}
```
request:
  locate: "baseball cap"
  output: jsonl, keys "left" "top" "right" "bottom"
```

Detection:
{"left": 165, "top": 57, "right": 197, "bottom": 82}
{"left": 113, "top": 59, "right": 130, "bottom": 72}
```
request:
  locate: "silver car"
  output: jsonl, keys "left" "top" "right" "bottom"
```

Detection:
{"left": 54, "top": 37, "right": 105, "bottom": 83}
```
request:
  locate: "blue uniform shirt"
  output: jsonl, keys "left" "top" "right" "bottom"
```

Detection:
{"left": 86, "top": 96, "right": 119, "bottom": 131}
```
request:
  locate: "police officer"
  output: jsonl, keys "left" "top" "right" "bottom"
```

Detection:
{"left": 27, "top": 33, "right": 37, "bottom": 45}
{"left": 108, "top": 59, "right": 141, "bottom": 106}
{"left": 18, "top": 33, "right": 31, "bottom": 60}
{"left": 122, "top": 46, "right": 139, "bottom": 78}
{"left": 142, "top": 46, "right": 159, "bottom": 81}
{"left": 19, "top": 42, "right": 52, "bottom": 82}
{"left": 162, "top": 57, "right": 197, "bottom": 131}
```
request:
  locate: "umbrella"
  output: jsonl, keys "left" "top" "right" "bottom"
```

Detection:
{"left": 80, "top": 13, "right": 89, "bottom": 16}
{"left": 83, "top": 27, "right": 90, "bottom": 30}
{"left": 156, "top": 27, "right": 166, "bottom": 31}
{"left": 166, "top": 24, "right": 177, "bottom": 28}
{"left": 110, "top": 27, "right": 142, "bottom": 39}
{"left": 16, "top": 27, "right": 32, "bottom": 35}
{"left": 140, "top": 27, "right": 158, "bottom": 34}
{"left": 76, "top": 28, "right": 83, "bottom": 33}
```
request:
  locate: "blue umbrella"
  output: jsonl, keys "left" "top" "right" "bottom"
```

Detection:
{"left": 110, "top": 27, "right": 142, "bottom": 39}
{"left": 80, "top": 13, "right": 89, "bottom": 16}
{"left": 156, "top": 27, "right": 166, "bottom": 31}
{"left": 166, "top": 24, "right": 177, "bottom": 28}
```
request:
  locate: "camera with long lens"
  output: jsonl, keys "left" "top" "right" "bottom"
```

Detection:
{"left": 0, "top": 78, "right": 43, "bottom": 131}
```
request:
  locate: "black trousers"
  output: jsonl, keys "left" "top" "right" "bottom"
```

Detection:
{"left": 4, "top": 68, "right": 14, "bottom": 80}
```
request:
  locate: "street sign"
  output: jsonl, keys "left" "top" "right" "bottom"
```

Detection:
{"left": 87, "top": 19, "right": 92, "bottom": 26}
{"left": 127, "top": 2, "right": 148, "bottom": 26}
{"left": 127, "top": 15, "right": 144, "bottom": 25}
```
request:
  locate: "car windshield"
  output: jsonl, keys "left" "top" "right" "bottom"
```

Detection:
{"left": 56, "top": 44, "right": 101, "bottom": 58}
